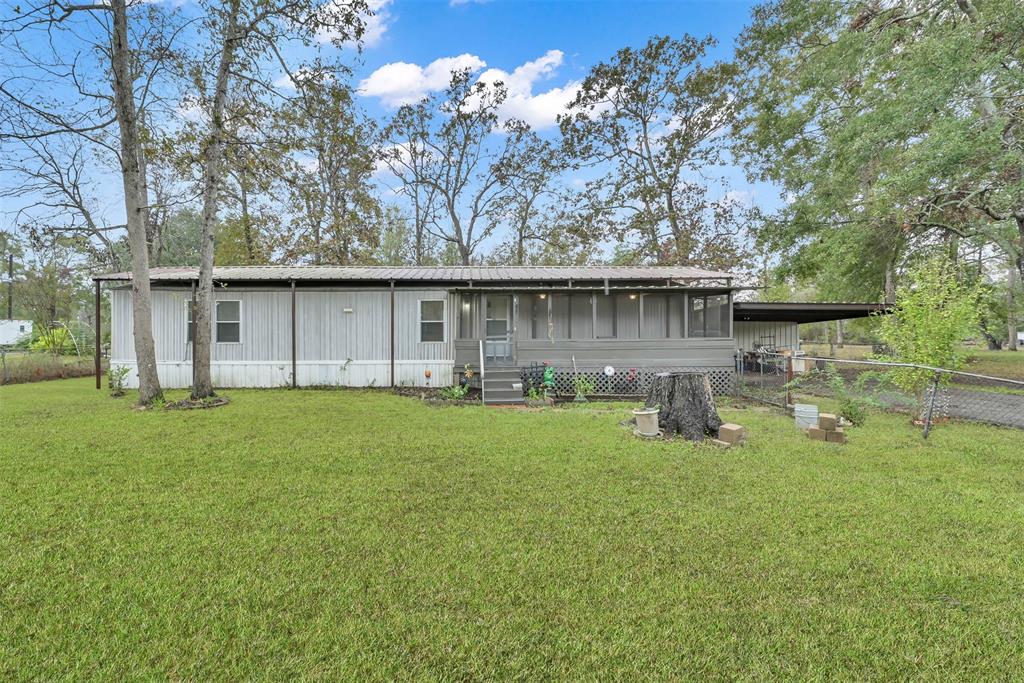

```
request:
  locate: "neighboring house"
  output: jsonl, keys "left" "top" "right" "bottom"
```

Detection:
{"left": 93, "top": 266, "right": 885, "bottom": 404}
{"left": 0, "top": 319, "right": 32, "bottom": 346}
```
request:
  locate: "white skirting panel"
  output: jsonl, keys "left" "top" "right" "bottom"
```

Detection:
{"left": 111, "top": 360, "right": 455, "bottom": 389}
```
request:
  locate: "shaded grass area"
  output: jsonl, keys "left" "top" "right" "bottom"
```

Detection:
{"left": 2, "top": 379, "right": 1023, "bottom": 679}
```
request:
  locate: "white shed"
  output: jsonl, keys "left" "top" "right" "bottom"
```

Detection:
{"left": 0, "top": 319, "right": 32, "bottom": 346}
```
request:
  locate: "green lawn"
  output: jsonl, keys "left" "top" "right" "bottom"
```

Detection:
{"left": 2, "top": 379, "right": 1023, "bottom": 680}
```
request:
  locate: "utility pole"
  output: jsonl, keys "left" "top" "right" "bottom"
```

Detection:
{"left": 6, "top": 254, "right": 12, "bottom": 320}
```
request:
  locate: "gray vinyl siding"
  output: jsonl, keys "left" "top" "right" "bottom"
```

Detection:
{"left": 733, "top": 320, "right": 800, "bottom": 352}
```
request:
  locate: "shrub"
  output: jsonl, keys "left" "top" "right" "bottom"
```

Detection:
{"left": 439, "top": 384, "right": 470, "bottom": 401}
{"left": 108, "top": 365, "right": 130, "bottom": 397}
{"left": 876, "top": 258, "right": 982, "bottom": 394}
{"left": 30, "top": 327, "right": 76, "bottom": 355}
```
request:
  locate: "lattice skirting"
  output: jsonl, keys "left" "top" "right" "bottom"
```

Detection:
{"left": 522, "top": 365, "right": 736, "bottom": 397}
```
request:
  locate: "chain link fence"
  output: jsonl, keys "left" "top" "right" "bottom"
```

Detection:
{"left": 737, "top": 351, "right": 1024, "bottom": 436}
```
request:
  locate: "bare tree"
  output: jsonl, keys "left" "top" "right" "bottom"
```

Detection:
{"left": 0, "top": 0, "right": 185, "bottom": 404}
{"left": 381, "top": 71, "right": 520, "bottom": 265}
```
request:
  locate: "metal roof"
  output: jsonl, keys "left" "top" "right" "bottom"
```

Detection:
{"left": 94, "top": 265, "right": 735, "bottom": 283}
{"left": 734, "top": 301, "right": 891, "bottom": 323}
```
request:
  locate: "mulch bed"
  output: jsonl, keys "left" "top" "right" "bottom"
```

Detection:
{"left": 164, "top": 396, "right": 231, "bottom": 410}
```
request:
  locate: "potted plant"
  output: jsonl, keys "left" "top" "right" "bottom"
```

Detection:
{"left": 632, "top": 405, "right": 661, "bottom": 437}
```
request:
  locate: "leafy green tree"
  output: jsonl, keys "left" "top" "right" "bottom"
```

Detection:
{"left": 736, "top": 0, "right": 1024, "bottom": 300}
{"left": 279, "top": 80, "right": 382, "bottom": 265}
{"left": 877, "top": 258, "right": 982, "bottom": 392}
{"left": 560, "top": 35, "right": 749, "bottom": 269}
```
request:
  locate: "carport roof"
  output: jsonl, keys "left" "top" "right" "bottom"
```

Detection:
{"left": 733, "top": 301, "right": 891, "bottom": 323}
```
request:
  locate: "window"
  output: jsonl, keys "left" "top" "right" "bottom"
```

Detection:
{"left": 419, "top": 300, "right": 445, "bottom": 342}
{"left": 688, "top": 293, "right": 729, "bottom": 338}
{"left": 188, "top": 300, "right": 241, "bottom": 343}
{"left": 216, "top": 300, "right": 241, "bottom": 343}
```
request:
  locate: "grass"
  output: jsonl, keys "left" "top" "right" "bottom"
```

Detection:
{"left": 964, "top": 349, "right": 1024, "bottom": 381}
{"left": 2, "top": 379, "right": 1024, "bottom": 680}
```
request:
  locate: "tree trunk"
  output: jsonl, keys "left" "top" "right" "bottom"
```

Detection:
{"left": 110, "top": 0, "right": 162, "bottom": 405}
{"left": 884, "top": 261, "right": 896, "bottom": 305}
{"left": 836, "top": 319, "right": 845, "bottom": 348}
{"left": 194, "top": 6, "right": 239, "bottom": 399}
{"left": 644, "top": 372, "right": 723, "bottom": 441}
{"left": 1009, "top": 261, "right": 1018, "bottom": 351}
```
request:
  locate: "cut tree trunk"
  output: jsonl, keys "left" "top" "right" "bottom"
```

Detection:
{"left": 644, "top": 372, "right": 723, "bottom": 441}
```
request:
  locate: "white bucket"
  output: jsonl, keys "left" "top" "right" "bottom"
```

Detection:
{"left": 794, "top": 403, "right": 819, "bottom": 430}
{"left": 633, "top": 407, "right": 661, "bottom": 437}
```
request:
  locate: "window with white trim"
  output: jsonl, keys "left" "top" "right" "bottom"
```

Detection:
{"left": 186, "top": 300, "right": 241, "bottom": 343}
{"left": 419, "top": 300, "right": 445, "bottom": 342}
{"left": 216, "top": 300, "right": 241, "bottom": 342}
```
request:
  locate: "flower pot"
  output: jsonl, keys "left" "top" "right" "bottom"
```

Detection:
{"left": 633, "top": 407, "right": 661, "bottom": 437}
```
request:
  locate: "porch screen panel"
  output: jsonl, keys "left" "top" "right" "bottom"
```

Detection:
{"left": 550, "top": 294, "right": 570, "bottom": 339}
{"left": 615, "top": 294, "right": 640, "bottom": 339}
{"left": 530, "top": 295, "right": 548, "bottom": 339}
{"left": 688, "top": 293, "right": 730, "bottom": 337}
{"left": 706, "top": 294, "right": 730, "bottom": 337}
{"left": 668, "top": 293, "right": 685, "bottom": 337}
{"left": 457, "top": 294, "right": 478, "bottom": 339}
{"left": 594, "top": 294, "right": 615, "bottom": 338}
{"left": 570, "top": 293, "right": 594, "bottom": 339}
{"left": 640, "top": 294, "right": 669, "bottom": 339}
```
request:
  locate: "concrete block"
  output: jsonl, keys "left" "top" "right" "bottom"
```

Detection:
{"left": 826, "top": 427, "right": 847, "bottom": 444}
{"left": 709, "top": 438, "right": 732, "bottom": 448}
{"left": 818, "top": 413, "right": 838, "bottom": 431}
{"left": 808, "top": 426, "right": 828, "bottom": 441}
{"left": 718, "top": 423, "right": 745, "bottom": 444}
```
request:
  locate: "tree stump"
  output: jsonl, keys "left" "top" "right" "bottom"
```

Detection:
{"left": 644, "top": 372, "right": 723, "bottom": 441}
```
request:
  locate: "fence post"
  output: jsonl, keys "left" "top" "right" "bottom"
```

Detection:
{"left": 922, "top": 371, "right": 940, "bottom": 439}
{"left": 785, "top": 354, "right": 793, "bottom": 407}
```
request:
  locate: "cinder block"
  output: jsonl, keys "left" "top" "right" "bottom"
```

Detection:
{"left": 808, "top": 426, "right": 828, "bottom": 441}
{"left": 826, "top": 427, "right": 847, "bottom": 444}
{"left": 709, "top": 438, "right": 732, "bottom": 448}
{"left": 718, "top": 423, "right": 745, "bottom": 444}
{"left": 818, "top": 413, "right": 838, "bottom": 431}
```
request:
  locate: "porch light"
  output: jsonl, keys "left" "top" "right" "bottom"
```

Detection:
{"left": 538, "top": 293, "right": 547, "bottom": 299}
{"left": 628, "top": 293, "right": 638, "bottom": 300}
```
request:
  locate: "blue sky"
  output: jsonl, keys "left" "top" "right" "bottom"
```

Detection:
{"left": 352, "top": 0, "right": 758, "bottom": 128}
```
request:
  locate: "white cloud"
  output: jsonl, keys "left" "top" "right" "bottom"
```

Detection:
{"left": 359, "top": 53, "right": 487, "bottom": 106}
{"left": 477, "top": 50, "right": 579, "bottom": 129}
{"left": 317, "top": 0, "right": 393, "bottom": 48}
{"left": 361, "top": 49, "right": 578, "bottom": 128}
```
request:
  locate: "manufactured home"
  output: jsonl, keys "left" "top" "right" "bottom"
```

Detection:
{"left": 93, "top": 266, "right": 886, "bottom": 404}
